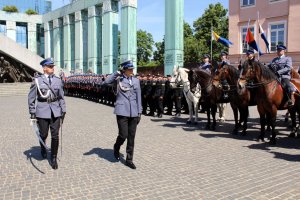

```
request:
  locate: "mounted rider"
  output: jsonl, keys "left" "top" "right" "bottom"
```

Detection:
{"left": 268, "top": 45, "right": 294, "bottom": 106}
{"left": 198, "top": 54, "right": 212, "bottom": 74}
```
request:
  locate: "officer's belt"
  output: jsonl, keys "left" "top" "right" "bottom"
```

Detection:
{"left": 37, "top": 97, "right": 58, "bottom": 103}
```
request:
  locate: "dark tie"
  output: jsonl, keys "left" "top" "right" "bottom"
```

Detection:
{"left": 48, "top": 75, "right": 52, "bottom": 85}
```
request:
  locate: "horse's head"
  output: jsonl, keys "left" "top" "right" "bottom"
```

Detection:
{"left": 170, "top": 66, "right": 189, "bottom": 88}
{"left": 188, "top": 69, "right": 199, "bottom": 93}
{"left": 238, "top": 59, "right": 255, "bottom": 88}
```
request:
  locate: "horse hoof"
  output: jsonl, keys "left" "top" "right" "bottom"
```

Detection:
{"left": 288, "top": 132, "right": 296, "bottom": 138}
{"left": 269, "top": 138, "right": 277, "bottom": 145}
{"left": 241, "top": 131, "right": 247, "bottom": 136}
{"left": 257, "top": 137, "right": 265, "bottom": 142}
{"left": 232, "top": 129, "right": 238, "bottom": 135}
{"left": 186, "top": 121, "right": 192, "bottom": 125}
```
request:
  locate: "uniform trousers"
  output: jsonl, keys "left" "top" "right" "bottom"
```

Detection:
{"left": 37, "top": 113, "right": 60, "bottom": 156}
{"left": 115, "top": 115, "right": 138, "bottom": 162}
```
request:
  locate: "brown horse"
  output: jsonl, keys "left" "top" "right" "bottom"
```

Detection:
{"left": 239, "top": 60, "right": 300, "bottom": 144}
{"left": 188, "top": 69, "right": 226, "bottom": 130}
{"left": 214, "top": 64, "right": 255, "bottom": 135}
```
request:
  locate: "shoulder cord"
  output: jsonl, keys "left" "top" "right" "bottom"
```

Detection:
{"left": 35, "top": 78, "right": 51, "bottom": 99}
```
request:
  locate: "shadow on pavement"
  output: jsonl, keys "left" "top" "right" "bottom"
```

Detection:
{"left": 23, "top": 146, "right": 46, "bottom": 174}
{"left": 83, "top": 147, "right": 122, "bottom": 163}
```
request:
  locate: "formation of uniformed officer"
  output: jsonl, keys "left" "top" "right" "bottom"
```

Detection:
{"left": 102, "top": 60, "right": 142, "bottom": 169}
{"left": 268, "top": 45, "right": 294, "bottom": 106}
{"left": 28, "top": 58, "right": 66, "bottom": 170}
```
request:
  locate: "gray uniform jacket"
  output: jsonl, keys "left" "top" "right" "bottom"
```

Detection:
{"left": 199, "top": 62, "right": 212, "bottom": 74}
{"left": 103, "top": 72, "right": 142, "bottom": 117}
{"left": 270, "top": 55, "right": 292, "bottom": 80}
{"left": 28, "top": 74, "right": 66, "bottom": 119}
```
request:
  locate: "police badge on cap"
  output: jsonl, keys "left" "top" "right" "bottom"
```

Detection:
{"left": 120, "top": 60, "right": 134, "bottom": 70}
{"left": 40, "top": 58, "right": 55, "bottom": 67}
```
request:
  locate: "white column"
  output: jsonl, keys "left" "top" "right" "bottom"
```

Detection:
{"left": 6, "top": 21, "right": 16, "bottom": 41}
{"left": 63, "top": 15, "right": 72, "bottom": 74}
{"left": 75, "top": 11, "right": 84, "bottom": 73}
{"left": 53, "top": 19, "right": 62, "bottom": 68}
{"left": 44, "top": 22, "right": 51, "bottom": 58}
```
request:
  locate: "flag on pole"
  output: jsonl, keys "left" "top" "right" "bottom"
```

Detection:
{"left": 258, "top": 24, "right": 269, "bottom": 53}
{"left": 212, "top": 30, "right": 233, "bottom": 47}
{"left": 245, "top": 28, "right": 263, "bottom": 56}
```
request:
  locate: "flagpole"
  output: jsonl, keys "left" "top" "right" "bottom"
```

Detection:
{"left": 240, "top": 18, "right": 251, "bottom": 61}
{"left": 211, "top": 25, "right": 213, "bottom": 63}
{"left": 257, "top": 11, "right": 260, "bottom": 61}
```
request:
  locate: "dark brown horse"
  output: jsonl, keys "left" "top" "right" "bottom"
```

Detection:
{"left": 239, "top": 60, "right": 300, "bottom": 144}
{"left": 188, "top": 69, "right": 225, "bottom": 130}
{"left": 214, "top": 64, "right": 254, "bottom": 135}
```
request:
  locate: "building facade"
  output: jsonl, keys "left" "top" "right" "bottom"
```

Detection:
{"left": 229, "top": 0, "right": 300, "bottom": 67}
{"left": 0, "top": 0, "right": 51, "bottom": 14}
{"left": 0, "top": 11, "right": 44, "bottom": 56}
{"left": 43, "top": 0, "right": 137, "bottom": 75}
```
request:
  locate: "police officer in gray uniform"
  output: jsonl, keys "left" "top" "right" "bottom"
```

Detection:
{"left": 103, "top": 60, "right": 142, "bottom": 169}
{"left": 269, "top": 45, "right": 294, "bottom": 106}
{"left": 199, "top": 54, "right": 212, "bottom": 74}
{"left": 28, "top": 58, "right": 66, "bottom": 170}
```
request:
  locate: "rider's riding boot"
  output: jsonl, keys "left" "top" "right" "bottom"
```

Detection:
{"left": 288, "top": 92, "right": 295, "bottom": 107}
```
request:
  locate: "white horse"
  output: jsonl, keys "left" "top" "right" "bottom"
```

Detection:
{"left": 170, "top": 66, "right": 201, "bottom": 124}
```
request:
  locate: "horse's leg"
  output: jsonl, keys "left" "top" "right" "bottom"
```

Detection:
{"left": 285, "top": 110, "right": 289, "bottom": 122}
{"left": 193, "top": 100, "right": 199, "bottom": 124}
{"left": 269, "top": 106, "right": 278, "bottom": 145}
{"left": 206, "top": 104, "right": 211, "bottom": 130}
{"left": 266, "top": 113, "right": 272, "bottom": 132}
{"left": 186, "top": 96, "right": 193, "bottom": 124}
{"left": 230, "top": 103, "right": 239, "bottom": 135}
{"left": 211, "top": 104, "right": 217, "bottom": 131}
{"left": 257, "top": 105, "right": 266, "bottom": 142}
{"left": 288, "top": 107, "right": 297, "bottom": 138}
{"left": 241, "top": 106, "right": 249, "bottom": 136}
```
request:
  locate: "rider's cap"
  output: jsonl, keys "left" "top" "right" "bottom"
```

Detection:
{"left": 120, "top": 60, "right": 134, "bottom": 70}
{"left": 276, "top": 44, "right": 287, "bottom": 51}
{"left": 246, "top": 49, "right": 255, "bottom": 55}
{"left": 40, "top": 58, "right": 55, "bottom": 67}
{"left": 220, "top": 51, "right": 228, "bottom": 56}
{"left": 202, "top": 54, "right": 210, "bottom": 59}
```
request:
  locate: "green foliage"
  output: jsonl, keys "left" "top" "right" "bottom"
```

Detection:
{"left": 153, "top": 38, "right": 165, "bottom": 66}
{"left": 193, "top": 3, "right": 229, "bottom": 62}
{"left": 25, "top": 9, "right": 38, "bottom": 15}
{"left": 137, "top": 29, "right": 154, "bottom": 66}
{"left": 2, "top": 5, "right": 19, "bottom": 12}
{"left": 183, "top": 22, "right": 200, "bottom": 64}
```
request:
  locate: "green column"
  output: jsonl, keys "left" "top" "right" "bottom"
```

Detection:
{"left": 63, "top": 15, "right": 72, "bottom": 74}
{"left": 53, "top": 19, "right": 63, "bottom": 68}
{"left": 102, "top": 0, "right": 119, "bottom": 74}
{"left": 120, "top": 0, "right": 137, "bottom": 72}
{"left": 164, "top": 0, "right": 184, "bottom": 76}
{"left": 88, "top": 6, "right": 102, "bottom": 74}
{"left": 27, "top": 23, "right": 37, "bottom": 54}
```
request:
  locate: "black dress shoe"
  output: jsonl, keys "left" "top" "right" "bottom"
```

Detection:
{"left": 113, "top": 145, "right": 120, "bottom": 161}
{"left": 125, "top": 161, "right": 136, "bottom": 169}
{"left": 51, "top": 156, "right": 58, "bottom": 170}
{"left": 41, "top": 148, "right": 47, "bottom": 159}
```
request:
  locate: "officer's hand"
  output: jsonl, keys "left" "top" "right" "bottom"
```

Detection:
{"left": 61, "top": 112, "right": 66, "bottom": 123}
{"left": 137, "top": 114, "right": 141, "bottom": 125}
{"left": 30, "top": 113, "right": 36, "bottom": 119}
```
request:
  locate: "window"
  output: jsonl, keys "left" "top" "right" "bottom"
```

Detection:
{"left": 269, "top": 23, "right": 286, "bottom": 52}
{"left": 241, "top": 26, "right": 254, "bottom": 53}
{"left": 0, "top": 21, "right": 6, "bottom": 35}
{"left": 241, "top": 0, "right": 255, "bottom": 7}
{"left": 16, "top": 23, "right": 28, "bottom": 48}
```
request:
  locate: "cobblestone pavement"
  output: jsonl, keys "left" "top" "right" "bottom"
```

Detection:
{"left": 0, "top": 96, "right": 299, "bottom": 200}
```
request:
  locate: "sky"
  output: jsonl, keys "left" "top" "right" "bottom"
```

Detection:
{"left": 52, "top": 0, "right": 229, "bottom": 42}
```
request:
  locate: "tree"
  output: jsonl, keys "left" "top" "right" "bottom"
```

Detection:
{"left": 153, "top": 38, "right": 165, "bottom": 66}
{"left": 183, "top": 22, "right": 200, "bottom": 65}
{"left": 25, "top": 9, "right": 38, "bottom": 15}
{"left": 137, "top": 30, "right": 154, "bottom": 66}
{"left": 2, "top": 5, "right": 19, "bottom": 12}
{"left": 193, "top": 3, "right": 228, "bottom": 63}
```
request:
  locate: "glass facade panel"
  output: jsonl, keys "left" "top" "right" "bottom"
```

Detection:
{"left": 16, "top": 23, "right": 27, "bottom": 48}
{"left": 270, "top": 23, "right": 285, "bottom": 52}
{"left": 0, "top": 21, "right": 6, "bottom": 35}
